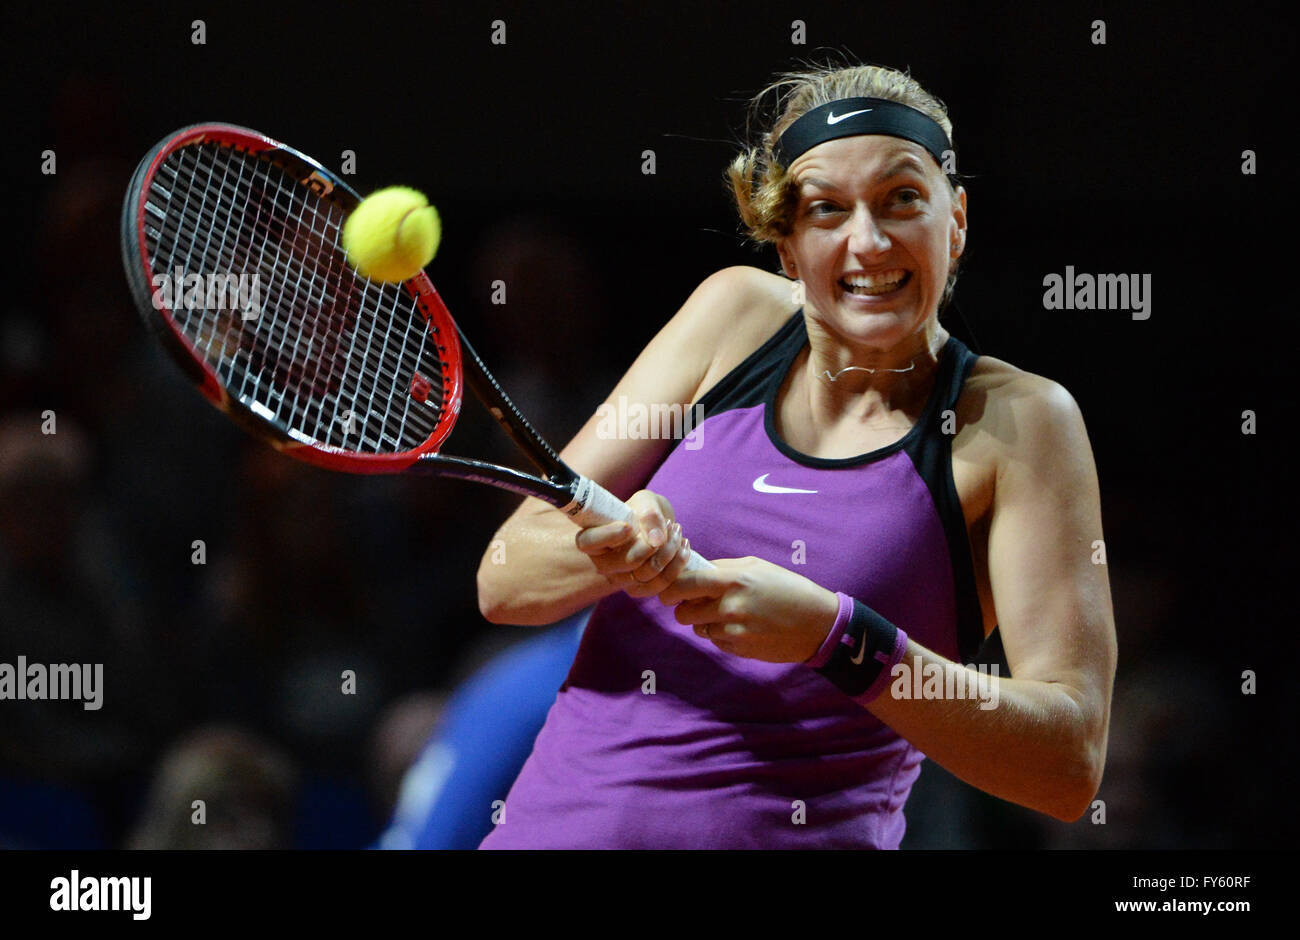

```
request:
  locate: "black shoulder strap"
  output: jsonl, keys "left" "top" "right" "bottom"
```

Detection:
{"left": 903, "top": 337, "right": 986, "bottom": 663}
{"left": 695, "top": 310, "right": 804, "bottom": 419}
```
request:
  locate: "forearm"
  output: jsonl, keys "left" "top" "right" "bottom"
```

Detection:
{"left": 864, "top": 639, "right": 1106, "bottom": 822}
{"left": 476, "top": 500, "right": 616, "bottom": 625}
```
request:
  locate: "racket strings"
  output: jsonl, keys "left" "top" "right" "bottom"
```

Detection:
{"left": 144, "top": 141, "right": 449, "bottom": 454}
{"left": 158, "top": 145, "right": 427, "bottom": 445}
{"left": 153, "top": 147, "right": 384, "bottom": 439}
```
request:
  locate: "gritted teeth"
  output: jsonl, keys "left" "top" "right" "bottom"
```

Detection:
{"left": 840, "top": 269, "right": 909, "bottom": 294}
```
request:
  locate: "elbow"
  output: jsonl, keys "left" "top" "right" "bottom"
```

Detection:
{"left": 477, "top": 590, "right": 505, "bottom": 625}
{"left": 1045, "top": 740, "right": 1106, "bottom": 823}
{"left": 476, "top": 547, "right": 552, "bottom": 626}
{"left": 1048, "top": 778, "right": 1101, "bottom": 824}
{"left": 1038, "top": 680, "right": 1111, "bottom": 823}
{"left": 476, "top": 555, "right": 511, "bottom": 624}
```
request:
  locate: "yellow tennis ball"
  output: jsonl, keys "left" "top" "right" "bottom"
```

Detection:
{"left": 342, "top": 186, "right": 441, "bottom": 283}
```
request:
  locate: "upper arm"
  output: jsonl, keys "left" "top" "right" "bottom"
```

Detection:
{"left": 519, "top": 265, "right": 791, "bottom": 512}
{"left": 984, "top": 378, "right": 1117, "bottom": 732}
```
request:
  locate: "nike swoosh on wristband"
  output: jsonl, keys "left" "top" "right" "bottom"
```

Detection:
{"left": 752, "top": 474, "right": 818, "bottom": 495}
{"left": 850, "top": 635, "right": 892, "bottom": 666}
{"left": 826, "top": 108, "right": 872, "bottom": 125}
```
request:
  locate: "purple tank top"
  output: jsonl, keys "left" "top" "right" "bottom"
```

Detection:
{"left": 481, "top": 312, "right": 983, "bottom": 848}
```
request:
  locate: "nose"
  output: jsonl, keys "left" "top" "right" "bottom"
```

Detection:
{"left": 846, "top": 205, "right": 890, "bottom": 257}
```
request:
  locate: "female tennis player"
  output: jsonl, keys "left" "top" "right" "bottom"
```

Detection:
{"left": 477, "top": 62, "right": 1116, "bottom": 849}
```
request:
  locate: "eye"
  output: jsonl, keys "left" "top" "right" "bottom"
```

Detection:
{"left": 807, "top": 201, "right": 843, "bottom": 217}
{"left": 892, "top": 188, "right": 922, "bottom": 206}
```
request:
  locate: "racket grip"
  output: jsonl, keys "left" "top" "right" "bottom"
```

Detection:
{"left": 563, "top": 476, "right": 714, "bottom": 571}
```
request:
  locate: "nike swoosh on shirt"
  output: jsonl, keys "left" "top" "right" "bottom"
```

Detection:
{"left": 826, "top": 108, "right": 872, "bottom": 125}
{"left": 752, "top": 474, "right": 818, "bottom": 495}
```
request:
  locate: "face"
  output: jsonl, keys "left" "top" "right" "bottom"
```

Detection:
{"left": 776, "top": 135, "right": 966, "bottom": 352}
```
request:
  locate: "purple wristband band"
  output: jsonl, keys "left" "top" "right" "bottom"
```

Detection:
{"left": 804, "top": 592, "right": 854, "bottom": 669}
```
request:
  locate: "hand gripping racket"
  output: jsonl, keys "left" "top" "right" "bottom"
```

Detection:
{"left": 120, "top": 123, "right": 710, "bottom": 569}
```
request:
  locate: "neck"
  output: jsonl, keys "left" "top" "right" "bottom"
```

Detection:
{"left": 803, "top": 318, "right": 948, "bottom": 420}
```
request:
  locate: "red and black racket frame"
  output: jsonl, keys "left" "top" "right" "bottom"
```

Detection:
{"left": 121, "top": 123, "right": 582, "bottom": 507}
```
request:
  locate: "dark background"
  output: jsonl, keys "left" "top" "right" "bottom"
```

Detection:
{"left": 0, "top": 0, "right": 1293, "bottom": 849}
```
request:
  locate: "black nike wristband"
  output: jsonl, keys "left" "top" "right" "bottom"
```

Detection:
{"left": 805, "top": 592, "right": 909, "bottom": 704}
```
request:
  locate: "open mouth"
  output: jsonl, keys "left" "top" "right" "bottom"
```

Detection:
{"left": 839, "top": 269, "right": 911, "bottom": 296}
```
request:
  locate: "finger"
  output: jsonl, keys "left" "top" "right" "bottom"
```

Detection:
{"left": 657, "top": 567, "right": 729, "bottom": 605}
{"left": 624, "top": 531, "right": 683, "bottom": 595}
{"left": 709, "top": 636, "right": 741, "bottom": 656}
{"left": 623, "top": 535, "right": 694, "bottom": 598}
{"left": 673, "top": 597, "right": 725, "bottom": 626}
{"left": 622, "top": 577, "right": 669, "bottom": 599}
{"left": 631, "top": 521, "right": 682, "bottom": 583}
{"left": 605, "top": 570, "right": 639, "bottom": 589}
{"left": 575, "top": 521, "right": 634, "bottom": 555}
{"left": 624, "top": 496, "right": 670, "bottom": 561}
{"left": 628, "top": 496, "right": 668, "bottom": 551}
{"left": 628, "top": 538, "right": 693, "bottom": 600}
{"left": 648, "top": 537, "right": 693, "bottom": 602}
{"left": 692, "top": 623, "right": 741, "bottom": 655}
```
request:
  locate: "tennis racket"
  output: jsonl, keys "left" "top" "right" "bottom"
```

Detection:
{"left": 120, "top": 122, "right": 710, "bottom": 570}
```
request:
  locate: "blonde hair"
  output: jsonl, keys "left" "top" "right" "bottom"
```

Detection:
{"left": 727, "top": 63, "right": 963, "bottom": 305}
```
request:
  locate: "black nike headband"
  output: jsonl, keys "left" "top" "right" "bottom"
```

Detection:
{"left": 772, "top": 97, "right": 953, "bottom": 175}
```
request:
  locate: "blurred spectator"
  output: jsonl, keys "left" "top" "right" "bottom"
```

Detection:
{"left": 127, "top": 725, "right": 298, "bottom": 849}
{"left": 365, "top": 690, "right": 447, "bottom": 821}
{"left": 470, "top": 216, "right": 614, "bottom": 437}
{"left": 0, "top": 413, "right": 169, "bottom": 786}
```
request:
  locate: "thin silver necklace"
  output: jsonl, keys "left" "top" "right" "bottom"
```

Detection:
{"left": 816, "top": 333, "right": 947, "bottom": 382}
{"left": 819, "top": 358, "right": 918, "bottom": 382}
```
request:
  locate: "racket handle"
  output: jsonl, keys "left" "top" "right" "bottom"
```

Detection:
{"left": 563, "top": 476, "right": 714, "bottom": 572}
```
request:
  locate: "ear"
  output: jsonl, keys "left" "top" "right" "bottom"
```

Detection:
{"left": 949, "top": 186, "right": 968, "bottom": 259}
{"left": 776, "top": 239, "right": 799, "bottom": 280}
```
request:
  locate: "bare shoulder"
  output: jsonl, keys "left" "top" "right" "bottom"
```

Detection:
{"left": 683, "top": 265, "right": 799, "bottom": 400}
{"left": 677, "top": 265, "right": 797, "bottom": 347}
{"left": 956, "top": 354, "right": 1096, "bottom": 482}
{"left": 549, "top": 265, "right": 797, "bottom": 498}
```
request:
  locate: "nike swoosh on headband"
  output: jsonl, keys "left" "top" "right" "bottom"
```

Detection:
{"left": 826, "top": 108, "right": 872, "bottom": 125}
{"left": 772, "top": 97, "right": 953, "bottom": 172}
{"left": 752, "top": 473, "right": 818, "bottom": 495}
